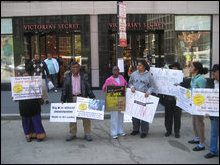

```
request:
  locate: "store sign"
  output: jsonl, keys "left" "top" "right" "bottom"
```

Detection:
{"left": 119, "top": 2, "right": 127, "bottom": 47}
{"left": 23, "top": 24, "right": 80, "bottom": 32}
{"left": 109, "top": 22, "right": 165, "bottom": 29}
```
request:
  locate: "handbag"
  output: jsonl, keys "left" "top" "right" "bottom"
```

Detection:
{"left": 48, "top": 81, "right": 54, "bottom": 90}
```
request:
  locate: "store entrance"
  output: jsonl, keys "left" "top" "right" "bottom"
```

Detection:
{"left": 109, "top": 31, "right": 164, "bottom": 74}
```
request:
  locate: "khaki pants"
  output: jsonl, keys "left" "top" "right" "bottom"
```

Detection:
{"left": 69, "top": 96, "right": 91, "bottom": 136}
{"left": 193, "top": 115, "right": 205, "bottom": 143}
{"left": 42, "top": 79, "right": 48, "bottom": 100}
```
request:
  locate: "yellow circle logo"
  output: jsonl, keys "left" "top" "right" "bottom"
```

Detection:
{"left": 79, "top": 104, "right": 88, "bottom": 111}
{"left": 193, "top": 95, "right": 204, "bottom": 106}
{"left": 13, "top": 84, "right": 23, "bottom": 93}
{"left": 186, "top": 90, "right": 191, "bottom": 99}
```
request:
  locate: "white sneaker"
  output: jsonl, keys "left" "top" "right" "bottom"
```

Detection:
{"left": 120, "top": 133, "right": 126, "bottom": 136}
{"left": 112, "top": 135, "right": 118, "bottom": 139}
{"left": 54, "top": 90, "right": 58, "bottom": 93}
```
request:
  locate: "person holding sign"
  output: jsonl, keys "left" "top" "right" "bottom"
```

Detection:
{"left": 102, "top": 66, "right": 127, "bottom": 139}
{"left": 128, "top": 60, "right": 155, "bottom": 138}
{"left": 61, "top": 61, "right": 96, "bottom": 142}
{"left": 163, "top": 62, "right": 182, "bottom": 138}
{"left": 188, "top": 62, "right": 208, "bottom": 151}
{"left": 12, "top": 72, "right": 46, "bottom": 142}
{"left": 204, "top": 64, "right": 219, "bottom": 159}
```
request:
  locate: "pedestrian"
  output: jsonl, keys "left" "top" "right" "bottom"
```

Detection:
{"left": 12, "top": 72, "right": 46, "bottom": 142}
{"left": 128, "top": 60, "right": 155, "bottom": 138}
{"left": 204, "top": 64, "right": 219, "bottom": 158}
{"left": 188, "top": 62, "right": 208, "bottom": 151}
{"left": 102, "top": 66, "right": 128, "bottom": 139}
{"left": 61, "top": 61, "right": 96, "bottom": 142}
{"left": 163, "top": 62, "right": 182, "bottom": 138}
{"left": 44, "top": 53, "right": 59, "bottom": 92}
{"left": 26, "top": 54, "right": 50, "bottom": 104}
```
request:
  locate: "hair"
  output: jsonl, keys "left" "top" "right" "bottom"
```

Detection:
{"left": 70, "top": 61, "right": 80, "bottom": 67}
{"left": 192, "top": 62, "right": 208, "bottom": 75}
{"left": 138, "top": 60, "right": 150, "bottom": 71}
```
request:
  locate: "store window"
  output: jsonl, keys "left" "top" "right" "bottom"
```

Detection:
{"left": 175, "top": 16, "right": 211, "bottom": 78}
{"left": 1, "top": 18, "right": 15, "bottom": 83}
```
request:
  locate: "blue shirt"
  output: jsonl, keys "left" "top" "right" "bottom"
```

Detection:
{"left": 114, "top": 77, "right": 120, "bottom": 85}
{"left": 46, "top": 59, "right": 56, "bottom": 74}
{"left": 190, "top": 74, "right": 207, "bottom": 89}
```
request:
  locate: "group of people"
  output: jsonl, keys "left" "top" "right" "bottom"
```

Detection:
{"left": 15, "top": 54, "right": 219, "bottom": 159}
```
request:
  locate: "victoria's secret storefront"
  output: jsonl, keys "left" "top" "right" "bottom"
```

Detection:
{"left": 1, "top": 14, "right": 212, "bottom": 89}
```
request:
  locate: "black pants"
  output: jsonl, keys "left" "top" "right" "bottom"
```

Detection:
{"left": 132, "top": 117, "right": 149, "bottom": 134}
{"left": 164, "top": 101, "right": 182, "bottom": 134}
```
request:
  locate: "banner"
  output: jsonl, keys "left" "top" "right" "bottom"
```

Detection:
{"left": 176, "top": 86, "right": 192, "bottom": 114}
{"left": 11, "top": 76, "right": 42, "bottom": 100}
{"left": 50, "top": 103, "right": 77, "bottom": 122}
{"left": 150, "top": 67, "right": 183, "bottom": 96}
{"left": 123, "top": 114, "right": 132, "bottom": 123}
{"left": 192, "top": 88, "right": 219, "bottom": 117}
{"left": 124, "top": 88, "right": 159, "bottom": 123}
{"left": 76, "top": 97, "right": 105, "bottom": 120}
{"left": 105, "top": 86, "right": 126, "bottom": 111}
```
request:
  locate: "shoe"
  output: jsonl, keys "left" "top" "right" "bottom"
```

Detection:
{"left": 188, "top": 139, "right": 200, "bottom": 144}
{"left": 193, "top": 146, "right": 205, "bottom": 151}
{"left": 204, "top": 153, "right": 218, "bottom": 159}
{"left": 37, "top": 139, "right": 43, "bottom": 142}
{"left": 112, "top": 135, "right": 118, "bottom": 139}
{"left": 175, "top": 133, "right": 180, "bottom": 138}
{"left": 84, "top": 135, "right": 93, "bottom": 141}
{"left": 26, "top": 138, "right": 32, "bottom": 142}
{"left": 130, "top": 131, "right": 139, "bottom": 135}
{"left": 119, "top": 133, "right": 126, "bottom": 136}
{"left": 140, "top": 133, "right": 147, "bottom": 138}
{"left": 45, "top": 100, "right": 49, "bottom": 104}
{"left": 165, "top": 132, "right": 171, "bottom": 137}
{"left": 66, "top": 135, "right": 76, "bottom": 141}
{"left": 54, "top": 90, "right": 58, "bottom": 93}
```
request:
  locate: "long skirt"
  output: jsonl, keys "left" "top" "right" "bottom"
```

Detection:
{"left": 22, "top": 114, "right": 46, "bottom": 140}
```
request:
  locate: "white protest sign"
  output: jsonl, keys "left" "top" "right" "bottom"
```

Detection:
{"left": 192, "top": 88, "right": 219, "bottom": 117}
{"left": 50, "top": 103, "right": 77, "bottom": 122}
{"left": 124, "top": 88, "right": 159, "bottom": 123}
{"left": 176, "top": 86, "right": 192, "bottom": 114}
{"left": 123, "top": 114, "right": 132, "bottom": 123}
{"left": 76, "top": 97, "right": 105, "bottom": 120}
{"left": 150, "top": 67, "right": 183, "bottom": 96}
{"left": 11, "top": 76, "right": 42, "bottom": 100}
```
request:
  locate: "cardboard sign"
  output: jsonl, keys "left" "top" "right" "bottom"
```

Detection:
{"left": 105, "top": 86, "right": 126, "bottom": 111}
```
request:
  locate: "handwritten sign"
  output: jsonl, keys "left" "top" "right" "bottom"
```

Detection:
{"left": 176, "top": 86, "right": 192, "bottom": 114}
{"left": 76, "top": 97, "right": 105, "bottom": 120}
{"left": 11, "top": 76, "right": 42, "bottom": 100}
{"left": 150, "top": 67, "right": 183, "bottom": 96}
{"left": 50, "top": 103, "right": 77, "bottom": 122}
{"left": 105, "top": 86, "right": 126, "bottom": 111}
{"left": 124, "top": 88, "right": 159, "bottom": 123}
{"left": 192, "top": 88, "right": 219, "bottom": 117}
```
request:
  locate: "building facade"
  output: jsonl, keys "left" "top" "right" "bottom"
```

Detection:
{"left": 1, "top": 1, "right": 219, "bottom": 90}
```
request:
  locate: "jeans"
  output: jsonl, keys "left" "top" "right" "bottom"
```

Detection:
{"left": 45, "top": 76, "right": 49, "bottom": 92}
{"left": 110, "top": 111, "right": 124, "bottom": 136}
{"left": 50, "top": 74, "right": 57, "bottom": 90}
{"left": 210, "top": 117, "right": 219, "bottom": 155}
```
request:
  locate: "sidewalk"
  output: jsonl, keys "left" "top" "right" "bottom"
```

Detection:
{"left": 1, "top": 115, "right": 219, "bottom": 164}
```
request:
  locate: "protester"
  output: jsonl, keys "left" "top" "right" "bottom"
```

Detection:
{"left": 128, "top": 60, "right": 155, "bottom": 138}
{"left": 163, "top": 62, "right": 182, "bottom": 138}
{"left": 102, "top": 66, "right": 128, "bottom": 139}
{"left": 44, "top": 53, "right": 59, "bottom": 92}
{"left": 61, "top": 61, "right": 96, "bottom": 142}
{"left": 12, "top": 72, "right": 46, "bottom": 142}
{"left": 204, "top": 64, "right": 219, "bottom": 158}
{"left": 188, "top": 62, "right": 208, "bottom": 151}
{"left": 26, "top": 54, "right": 50, "bottom": 104}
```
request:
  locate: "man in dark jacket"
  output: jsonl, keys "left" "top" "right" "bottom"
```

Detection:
{"left": 61, "top": 61, "right": 96, "bottom": 141}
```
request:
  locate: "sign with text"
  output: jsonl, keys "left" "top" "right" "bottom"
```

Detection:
{"left": 50, "top": 103, "right": 77, "bottom": 122}
{"left": 76, "top": 97, "right": 105, "bottom": 120}
{"left": 119, "top": 2, "right": 127, "bottom": 47}
{"left": 176, "top": 86, "right": 192, "bottom": 114}
{"left": 11, "top": 76, "right": 42, "bottom": 100}
{"left": 124, "top": 88, "right": 159, "bottom": 123}
{"left": 105, "top": 86, "right": 126, "bottom": 111}
{"left": 150, "top": 67, "right": 183, "bottom": 96}
{"left": 192, "top": 88, "right": 219, "bottom": 117}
